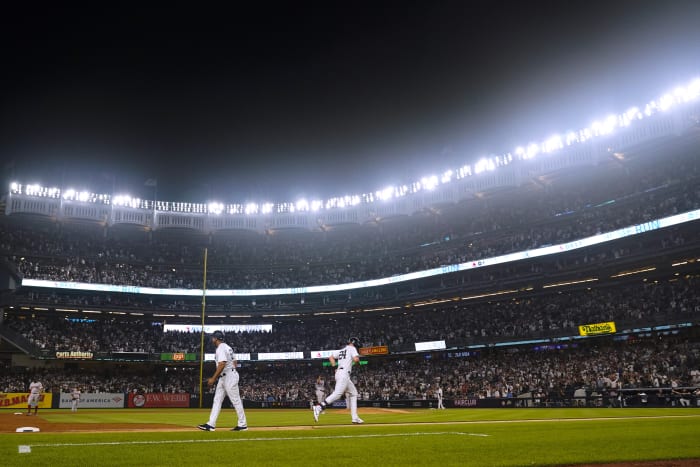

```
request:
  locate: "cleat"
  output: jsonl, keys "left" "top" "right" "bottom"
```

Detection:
{"left": 197, "top": 423, "right": 215, "bottom": 431}
{"left": 312, "top": 404, "right": 322, "bottom": 422}
{"left": 231, "top": 426, "right": 248, "bottom": 431}
{"left": 352, "top": 418, "right": 364, "bottom": 424}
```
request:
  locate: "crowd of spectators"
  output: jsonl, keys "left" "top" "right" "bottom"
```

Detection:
{"left": 1, "top": 337, "right": 698, "bottom": 404}
{"left": 1, "top": 147, "right": 698, "bottom": 290}
{"left": 4, "top": 275, "right": 699, "bottom": 354}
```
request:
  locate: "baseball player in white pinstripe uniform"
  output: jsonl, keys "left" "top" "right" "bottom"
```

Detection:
{"left": 315, "top": 376, "right": 326, "bottom": 405}
{"left": 313, "top": 337, "right": 363, "bottom": 424}
{"left": 197, "top": 331, "right": 248, "bottom": 432}
{"left": 71, "top": 386, "right": 81, "bottom": 412}
{"left": 27, "top": 381, "right": 43, "bottom": 416}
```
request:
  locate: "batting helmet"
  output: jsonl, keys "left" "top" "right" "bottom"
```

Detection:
{"left": 349, "top": 337, "right": 360, "bottom": 348}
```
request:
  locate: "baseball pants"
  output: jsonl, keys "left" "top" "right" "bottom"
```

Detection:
{"left": 207, "top": 371, "right": 247, "bottom": 428}
{"left": 324, "top": 370, "right": 359, "bottom": 420}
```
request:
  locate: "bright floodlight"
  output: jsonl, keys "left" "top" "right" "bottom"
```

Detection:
{"left": 441, "top": 170, "right": 453, "bottom": 184}
{"left": 623, "top": 106, "right": 642, "bottom": 126}
{"left": 659, "top": 93, "right": 674, "bottom": 111}
{"left": 296, "top": 199, "right": 309, "bottom": 211}
{"left": 688, "top": 79, "right": 700, "bottom": 99}
{"left": 261, "top": 202, "right": 274, "bottom": 214}
{"left": 473, "top": 158, "right": 491, "bottom": 174}
{"left": 10, "top": 182, "right": 18, "bottom": 192}
{"left": 526, "top": 143, "right": 539, "bottom": 159}
{"left": 543, "top": 135, "right": 563, "bottom": 153}
{"left": 245, "top": 202, "right": 258, "bottom": 215}
{"left": 420, "top": 175, "right": 438, "bottom": 190}
{"left": 377, "top": 186, "right": 394, "bottom": 201}
{"left": 208, "top": 202, "right": 223, "bottom": 215}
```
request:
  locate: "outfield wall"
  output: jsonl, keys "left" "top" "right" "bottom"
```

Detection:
{"left": 12, "top": 389, "right": 696, "bottom": 409}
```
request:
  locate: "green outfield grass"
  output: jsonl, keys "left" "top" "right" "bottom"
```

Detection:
{"left": 2, "top": 408, "right": 699, "bottom": 466}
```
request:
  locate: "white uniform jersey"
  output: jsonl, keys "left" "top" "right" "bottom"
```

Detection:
{"left": 215, "top": 342, "right": 235, "bottom": 372}
{"left": 29, "top": 382, "right": 43, "bottom": 395}
{"left": 315, "top": 380, "right": 325, "bottom": 392}
{"left": 332, "top": 344, "right": 359, "bottom": 374}
{"left": 72, "top": 389, "right": 81, "bottom": 400}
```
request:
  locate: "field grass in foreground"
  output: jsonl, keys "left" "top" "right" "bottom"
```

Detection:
{"left": 1, "top": 408, "right": 699, "bottom": 466}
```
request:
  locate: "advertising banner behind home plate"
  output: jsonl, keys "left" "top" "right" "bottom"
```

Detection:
{"left": 58, "top": 392, "right": 125, "bottom": 409}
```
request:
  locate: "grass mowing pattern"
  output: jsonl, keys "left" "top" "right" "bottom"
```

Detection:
{"left": 1, "top": 408, "right": 699, "bottom": 466}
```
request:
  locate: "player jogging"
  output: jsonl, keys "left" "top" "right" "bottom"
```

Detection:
{"left": 197, "top": 330, "right": 248, "bottom": 432}
{"left": 71, "top": 386, "right": 81, "bottom": 412}
{"left": 313, "top": 337, "right": 363, "bottom": 424}
{"left": 27, "top": 380, "right": 43, "bottom": 416}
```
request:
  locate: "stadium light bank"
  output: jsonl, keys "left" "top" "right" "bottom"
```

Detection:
{"left": 8, "top": 77, "right": 700, "bottom": 214}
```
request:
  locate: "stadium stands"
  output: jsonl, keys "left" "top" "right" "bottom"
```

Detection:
{"left": 1, "top": 103, "right": 699, "bottom": 406}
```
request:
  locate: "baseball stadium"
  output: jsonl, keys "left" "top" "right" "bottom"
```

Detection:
{"left": 1, "top": 73, "right": 700, "bottom": 466}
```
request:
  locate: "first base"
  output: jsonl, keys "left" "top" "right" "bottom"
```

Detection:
{"left": 16, "top": 427, "right": 40, "bottom": 433}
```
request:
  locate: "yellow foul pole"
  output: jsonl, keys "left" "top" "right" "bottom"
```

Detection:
{"left": 198, "top": 247, "right": 208, "bottom": 408}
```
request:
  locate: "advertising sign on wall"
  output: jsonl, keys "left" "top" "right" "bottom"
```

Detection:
{"left": 58, "top": 392, "right": 124, "bottom": 409}
{"left": 128, "top": 392, "right": 190, "bottom": 408}
{"left": 359, "top": 346, "right": 389, "bottom": 356}
{"left": 578, "top": 321, "right": 616, "bottom": 336}
{"left": 0, "top": 392, "right": 52, "bottom": 409}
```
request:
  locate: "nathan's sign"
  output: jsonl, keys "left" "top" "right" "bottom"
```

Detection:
{"left": 56, "top": 351, "right": 94, "bottom": 359}
{"left": 359, "top": 346, "right": 389, "bottom": 356}
{"left": 578, "top": 321, "right": 617, "bottom": 336}
{"left": 0, "top": 392, "right": 52, "bottom": 409}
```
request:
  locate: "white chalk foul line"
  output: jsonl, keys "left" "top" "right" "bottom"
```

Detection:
{"left": 18, "top": 431, "right": 489, "bottom": 453}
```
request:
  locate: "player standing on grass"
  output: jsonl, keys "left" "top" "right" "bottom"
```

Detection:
{"left": 315, "top": 375, "right": 326, "bottom": 406}
{"left": 436, "top": 384, "right": 445, "bottom": 410}
{"left": 27, "top": 380, "right": 43, "bottom": 416}
{"left": 197, "top": 331, "right": 248, "bottom": 432}
{"left": 71, "top": 386, "right": 81, "bottom": 412}
{"left": 313, "top": 337, "right": 363, "bottom": 424}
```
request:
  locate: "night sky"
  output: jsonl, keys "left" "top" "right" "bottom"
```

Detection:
{"left": 2, "top": 1, "right": 700, "bottom": 203}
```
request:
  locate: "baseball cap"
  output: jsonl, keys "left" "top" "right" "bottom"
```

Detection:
{"left": 210, "top": 330, "right": 225, "bottom": 340}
